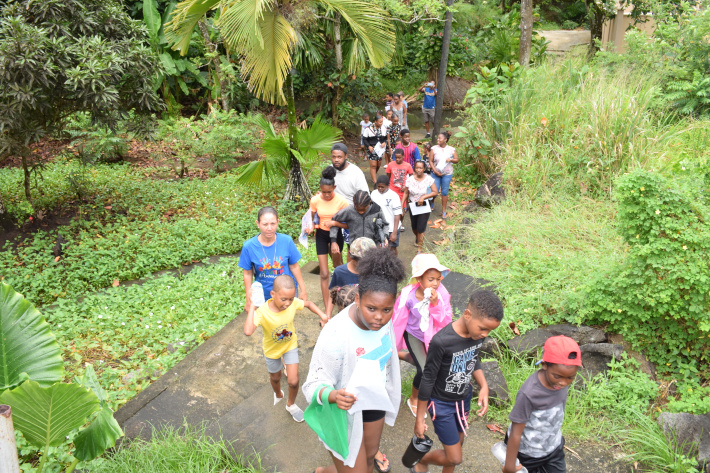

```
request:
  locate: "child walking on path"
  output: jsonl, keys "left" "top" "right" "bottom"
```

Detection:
{"left": 326, "top": 237, "right": 376, "bottom": 318}
{"left": 412, "top": 289, "right": 504, "bottom": 473}
{"left": 329, "top": 190, "right": 389, "bottom": 248}
{"left": 503, "top": 336, "right": 582, "bottom": 473}
{"left": 392, "top": 253, "right": 453, "bottom": 417}
{"left": 243, "top": 275, "right": 328, "bottom": 422}
{"left": 371, "top": 175, "right": 403, "bottom": 255}
{"left": 304, "top": 248, "right": 406, "bottom": 473}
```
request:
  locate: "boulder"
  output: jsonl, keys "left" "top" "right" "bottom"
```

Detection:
{"left": 658, "top": 412, "right": 710, "bottom": 467}
{"left": 506, "top": 328, "right": 551, "bottom": 357}
{"left": 474, "top": 172, "right": 505, "bottom": 208}
{"left": 471, "top": 360, "right": 509, "bottom": 406}
{"left": 480, "top": 337, "right": 501, "bottom": 357}
{"left": 579, "top": 343, "right": 624, "bottom": 379}
{"left": 546, "top": 324, "right": 607, "bottom": 345}
{"left": 442, "top": 272, "right": 495, "bottom": 317}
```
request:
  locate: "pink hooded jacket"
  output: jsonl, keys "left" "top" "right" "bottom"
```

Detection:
{"left": 392, "top": 283, "right": 453, "bottom": 352}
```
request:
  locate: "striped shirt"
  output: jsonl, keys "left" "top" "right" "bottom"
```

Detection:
{"left": 395, "top": 142, "right": 422, "bottom": 168}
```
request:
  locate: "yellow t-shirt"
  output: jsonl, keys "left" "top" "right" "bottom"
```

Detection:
{"left": 254, "top": 298, "right": 305, "bottom": 359}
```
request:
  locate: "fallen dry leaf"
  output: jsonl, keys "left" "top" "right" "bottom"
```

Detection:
{"left": 486, "top": 423, "right": 506, "bottom": 434}
{"left": 434, "top": 219, "right": 443, "bottom": 224}
{"left": 54, "top": 256, "right": 61, "bottom": 262}
{"left": 104, "top": 205, "right": 112, "bottom": 210}
{"left": 112, "top": 279, "right": 120, "bottom": 287}
{"left": 509, "top": 321, "right": 521, "bottom": 336}
{"left": 433, "top": 238, "right": 449, "bottom": 246}
{"left": 430, "top": 223, "right": 441, "bottom": 229}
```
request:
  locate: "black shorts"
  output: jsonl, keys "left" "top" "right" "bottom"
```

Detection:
{"left": 315, "top": 228, "right": 344, "bottom": 255}
{"left": 362, "top": 410, "right": 386, "bottom": 422}
{"left": 505, "top": 435, "right": 566, "bottom": 473}
{"left": 410, "top": 209, "right": 431, "bottom": 234}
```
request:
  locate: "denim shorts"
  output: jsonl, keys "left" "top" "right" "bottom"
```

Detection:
{"left": 264, "top": 347, "right": 299, "bottom": 373}
{"left": 426, "top": 390, "right": 473, "bottom": 446}
{"left": 433, "top": 173, "right": 453, "bottom": 196}
{"left": 388, "top": 228, "right": 401, "bottom": 248}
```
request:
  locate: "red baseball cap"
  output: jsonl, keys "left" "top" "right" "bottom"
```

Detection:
{"left": 542, "top": 335, "right": 582, "bottom": 366}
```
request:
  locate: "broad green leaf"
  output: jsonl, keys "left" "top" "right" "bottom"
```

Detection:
{"left": 159, "top": 52, "right": 178, "bottom": 76}
{"left": 73, "top": 406, "right": 123, "bottom": 462}
{"left": 143, "top": 0, "right": 162, "bottom": 41}
{"left": 0, "top": 381, "right": 99, "bottom": 448}
{"left": 74, "top": 364, "right": 107, "bottom": 406}
{"left": 0, "top": 283, "right": 63, "bottom": 391}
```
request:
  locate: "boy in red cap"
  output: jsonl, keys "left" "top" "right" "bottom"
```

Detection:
{"left": 502, "top": 335, "right": 582, "bottom": 473}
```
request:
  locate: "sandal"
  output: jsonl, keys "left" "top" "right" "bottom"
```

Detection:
{"left": 374, "top": 451, "right": 391, "bottom": 473}
{"left": 406, "top": 398, "right": 427, "bottom": 418}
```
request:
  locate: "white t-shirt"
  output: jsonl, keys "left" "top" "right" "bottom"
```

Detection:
{"left": 431, "top": 145, "right": 455, "bottom": 176}
{"left": 371, "top": 189, "right": 403, "bottom": 233}
{"left": 334, "top": 163, "right": 369, "bottom": 205}
{"left": 360, "top": 120, "right": 370, "bottom": 135}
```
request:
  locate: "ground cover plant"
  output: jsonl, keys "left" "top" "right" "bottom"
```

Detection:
{"left": 0, "top": 157, "right": 305, "bottom": 306}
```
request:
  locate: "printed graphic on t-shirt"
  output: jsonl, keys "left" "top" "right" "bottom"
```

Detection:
{"left": 271, "top": 324, "right": 293, "bottom": 343}
{"left": 519, "top": 404, "right": 565, "bottom": 457}
{"left": 258, "top": 256, "right": 286, "bottom": 279}
{"left": 445, "top": 345, "right": 479, "bottom": 395}
{"left": 358, "top": 330, "right": 392, "bottom": 370}
{"left": 391, "top": 169, "right": 408, "bottom": 190}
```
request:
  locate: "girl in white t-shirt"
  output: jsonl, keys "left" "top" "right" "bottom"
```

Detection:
{"left": 304, "top": 248, "right": 406, "bottom": 473}
{"left": 428, "top": 131, "right": 459, "bottom": 219}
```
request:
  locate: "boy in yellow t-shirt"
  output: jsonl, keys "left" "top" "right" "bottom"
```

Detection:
{"left": 243, "top": 274, "right": 328, "bottom": 422}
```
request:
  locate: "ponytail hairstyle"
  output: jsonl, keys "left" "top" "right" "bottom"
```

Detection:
{"left": 438, "top": 131, "right": 452, "bottom": 143}
{"left": 353, "top": 190, "right": 371, "bottom": 208}
{"left": 357, "top": 247, "right": 406, "bottom": 297}
{"left": 320, "top": 166, "right": 337, "bottom": 187}
{"left": 257, "top": 206, "right": 278, "bottom": 222}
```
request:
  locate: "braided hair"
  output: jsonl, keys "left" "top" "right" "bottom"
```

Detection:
{"left": 357, "top": 247, "right": 406, "bottom": 297}
{"left": 353, "top": 190, "right": 371, "bottom": 208}
{"left": 330, "top": 284, "right": 358, "bottom": 310}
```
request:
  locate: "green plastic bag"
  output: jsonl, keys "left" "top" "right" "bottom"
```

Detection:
{"left": 304, "top": 384, "right": 349, "bottom": 459}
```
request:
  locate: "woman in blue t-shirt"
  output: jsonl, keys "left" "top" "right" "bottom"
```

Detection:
{"left": 239, "top": 206, "right": 308, "bottom": 311}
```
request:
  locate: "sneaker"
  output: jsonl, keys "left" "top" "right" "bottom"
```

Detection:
{"left": 286, "top": 403, "right": 305, "bottom": 422}
{"left": 425, "top": 133, "right": 431, "bottom": 139}
{"left": 274, "top": 390, "right": 284, "bottom": 406}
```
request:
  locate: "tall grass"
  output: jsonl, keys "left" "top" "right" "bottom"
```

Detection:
{"left": 85, "top": 426, "right": 264, "bottom": 473}
{"left": 458, "top": 56, "right": 710, "bottom": 199}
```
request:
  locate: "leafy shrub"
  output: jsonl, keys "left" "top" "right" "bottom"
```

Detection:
{"left": 561, "top": 20, "right": 578, "bottom": 29}
{"left": 584, "top": 355, "right": 658, "bottom": 417}
{"left": 667, "top": 381, "right": 710, "bottom": 415}
{"left": 577, "top": 169, "right": 710, "bottom": 374}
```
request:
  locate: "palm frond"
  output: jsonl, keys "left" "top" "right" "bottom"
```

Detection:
{"left": 219, "top": 2, "right": 297, "bottom": 104}
{"left": 318, "top": 0, "right": 395, "bottom": 70}
{"left": 252, "top": 113, "right": 278, "bottom": 140}
{"left": 293, "top": 30, "right": 325, "bottom": 72}
{"left": 343, "top": 36, "right": 367, "bottom": 73}
{"left": 297, "top": 116, "right": 342, "bottom": 162}
{"left": 165, "top": 0, "right": 220, "bottom": 55}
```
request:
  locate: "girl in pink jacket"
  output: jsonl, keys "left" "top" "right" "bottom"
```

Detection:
{"left": 392, "top": 253, "right": 453, "bottom": 418}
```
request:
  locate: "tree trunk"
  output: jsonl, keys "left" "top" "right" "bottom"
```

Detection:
{"left": 0, "top": 406, "right": 21, "bottom": 473}
{"left": 199, "top": 20, "right": 230, "bottom": 112}
{"left": 284, "top": 72, "right": 312, "bottom": 203}
{"left": 331, "top": 13, "right": 343, "bottom": 129}
{"left": 432, "top": 0, "right": 454, "bottom": 141}
{"left": 587, "top": 4, "right": 604, "bottom": 58}
{"left": 0, "top": 194, "right": 13, "bottom": 231}
{"left": 21, "top": 154, "right": 32, "bottom": 205}
{"left": 519, "top": 0, "right": 533, "bottom": 66}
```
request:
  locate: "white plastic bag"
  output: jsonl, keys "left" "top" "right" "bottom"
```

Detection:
{"left": 414, "top": 287, "right": 433, "bottom": 332}
{"left": 250, "top": 281, "right": 266, "bottom": 308}
{"left": 299, "top": 210, "right": 313, "bottom": 248}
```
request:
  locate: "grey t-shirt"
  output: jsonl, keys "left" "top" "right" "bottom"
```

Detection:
{"left": 507, "top": 370, "right": 568, "bottom": 458}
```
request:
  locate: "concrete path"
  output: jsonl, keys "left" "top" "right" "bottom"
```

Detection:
{"left": 115, "top": 159, "right": 629, "bottom": 472}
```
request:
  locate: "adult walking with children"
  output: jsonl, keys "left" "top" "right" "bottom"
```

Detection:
{"left": 402, "top": 161, "right": 438, "bottom": 252}
{"left": 240, "top": 206, "right": 308, "bottom": 313}
{"left": 428, "top": 131, "right": 458, "bottom": 219}
{"left": 331, "top": 143, "right": 369, "bottom": 205}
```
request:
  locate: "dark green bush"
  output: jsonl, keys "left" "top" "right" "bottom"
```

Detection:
{"left": 578, "top": 169, "right": 710, "bottom": 375}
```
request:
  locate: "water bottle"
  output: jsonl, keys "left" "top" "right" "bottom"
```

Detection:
{"left": 491, "top": 441, "right": 528, "bottom": 473}
{"left": 250, "top": 281, "right": 266, "bottom": 308}
{"left": 402, "top": 435, "right": 434, "bottom": 468}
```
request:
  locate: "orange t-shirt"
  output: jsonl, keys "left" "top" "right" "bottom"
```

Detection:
{"left": 310, "top": 193, "right": 348, "bottom": 229}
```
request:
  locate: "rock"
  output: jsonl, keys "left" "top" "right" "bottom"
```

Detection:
{"left": 122, "top": 368, "right": 162, "bottom": 385}
{"left": 474, "top": 172, "right": 505, "bottom": 208}
{"left": 506, "top": 328, "right": 552, "bottom": 356}
{"left": 480, "top": 337, "right": 501, "bottom": 357}
{"left": 579, "top": 343, "right": 624, "bottom": 379}
{"left": 461, "top": 216, "right": 477, "bottom": 225}
{"left": 607, "top": 333, "right": 656, "bottom": 380}
{"left": 546, "top": 324, "right": 607, "bottom": 345}
{"left": 658, "top": 412, "right": 710, "bottom": 467}
{"left": 399, "top": 359, "right": 416, "bottom": 380}
{"left": 442, "top": 272, "right": 495, "bottom": 318}
{"left": 167, "top": 339, "right": 197, "bottom": 354}
{"left": 471, "top": 360, "right": 509, "bottom": 405}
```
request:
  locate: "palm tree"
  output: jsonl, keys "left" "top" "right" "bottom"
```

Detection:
{"left": 165, "top": 0, "right": 395, "bottom": 201}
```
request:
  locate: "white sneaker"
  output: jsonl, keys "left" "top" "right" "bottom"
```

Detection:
{"left": 286, "top": 403, "right": 305, "bottom": 422}
{"left": 274, "top": 390, "right": 284, "bottom": 406}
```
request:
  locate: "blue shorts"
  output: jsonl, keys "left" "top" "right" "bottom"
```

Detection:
{"left": 433, "top": 173, "right": 453, "bottom": 196}
{"left": 426, "top": 390, "right": 472, "bottom": 446}
{"left": 388, "top": 228, "right": 401, "bottom": 248}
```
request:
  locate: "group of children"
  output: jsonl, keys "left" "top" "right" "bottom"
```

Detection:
{"left": 242, "top": 216, "right": 582, "bottom": 473}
